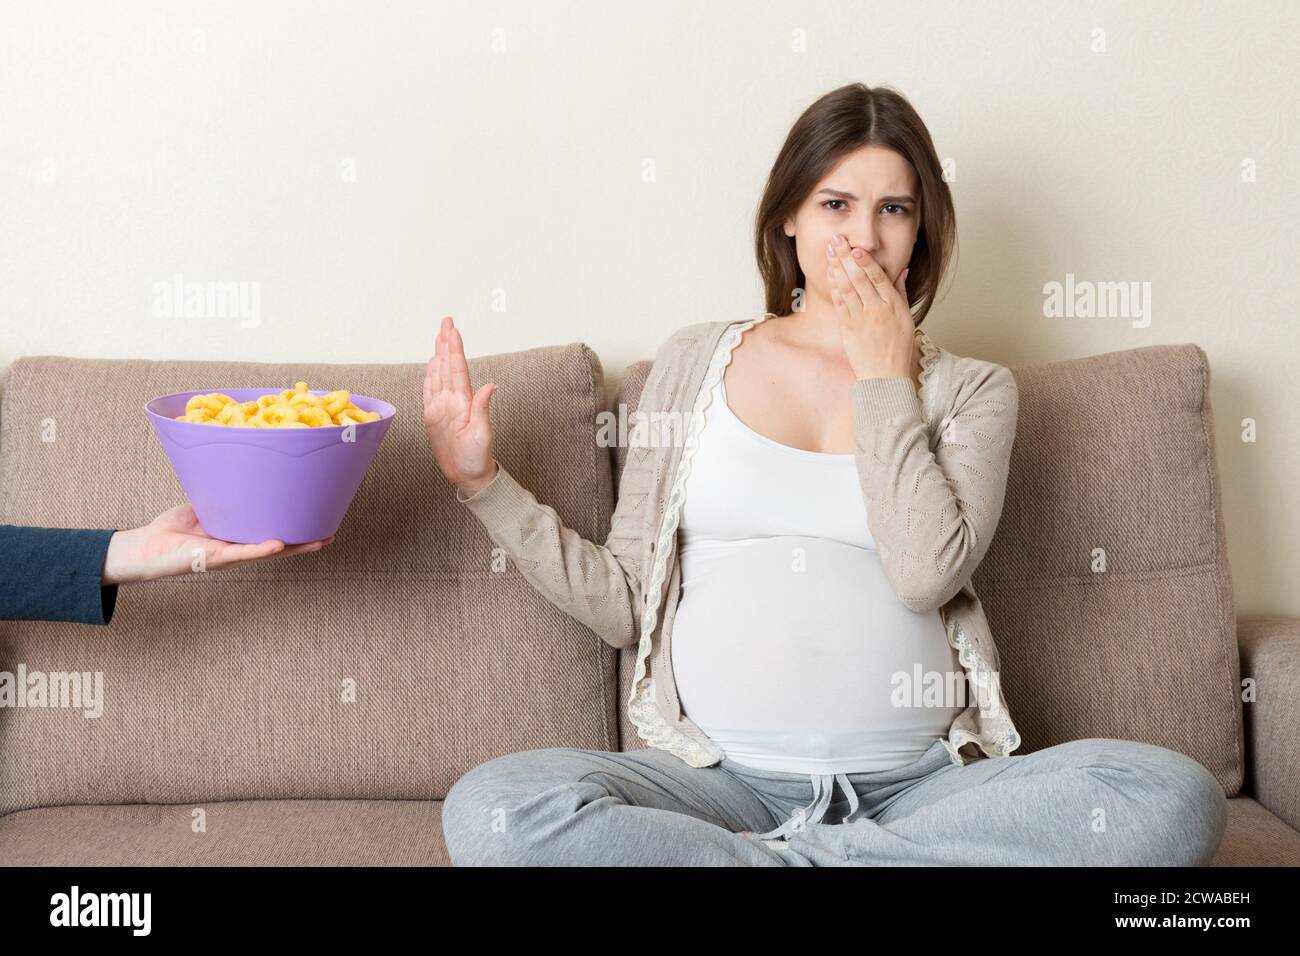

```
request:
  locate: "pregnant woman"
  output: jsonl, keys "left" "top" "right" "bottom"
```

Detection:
{"left": 428, "top": 83, "right": 1228, "bottom": 866}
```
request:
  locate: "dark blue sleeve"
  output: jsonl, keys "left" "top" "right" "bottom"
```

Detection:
{"left": 0, "top": 525, "right": 120, "bottom": 625}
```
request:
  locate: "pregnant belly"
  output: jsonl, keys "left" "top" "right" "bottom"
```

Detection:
{"left": 671, "top": 535, "right": 966, "bottom": 738}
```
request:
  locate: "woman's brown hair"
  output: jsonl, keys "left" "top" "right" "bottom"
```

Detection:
{"left": 754, "top": 83, "right": 956, "bottom": 327}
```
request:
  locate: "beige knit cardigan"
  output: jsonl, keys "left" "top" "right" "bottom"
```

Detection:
{"left": 457, "top": 311, "right": 1023, "bottom": 768}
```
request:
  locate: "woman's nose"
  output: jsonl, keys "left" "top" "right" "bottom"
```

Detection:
{"left": 848, "top": 221, "right": 880, "bottom": 254}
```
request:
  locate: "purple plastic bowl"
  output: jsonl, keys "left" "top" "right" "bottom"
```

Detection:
{"left": 145, "top": 388, "right": 397, "bottom": 545}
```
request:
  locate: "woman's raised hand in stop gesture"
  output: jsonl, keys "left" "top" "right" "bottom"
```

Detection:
{"left": 423, "top": 315, "right": 499, "bottom": 497}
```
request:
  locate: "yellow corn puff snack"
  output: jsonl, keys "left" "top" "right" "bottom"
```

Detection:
{"left": 296, "top": 406, "right": 333, "bottom": 427}
{"left": 173, "top": 383, "right": 379, "bottom": 428}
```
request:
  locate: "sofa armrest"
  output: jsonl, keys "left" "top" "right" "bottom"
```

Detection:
{"left": 1237, "top": 615, "right": 1300, "bottom": 830}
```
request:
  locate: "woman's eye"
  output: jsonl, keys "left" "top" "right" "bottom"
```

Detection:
{"left": 822, "top": 199, "right": 848, "bottom": 212}
{"left": 883, "top": 203, "right": 908, "bottom": 216}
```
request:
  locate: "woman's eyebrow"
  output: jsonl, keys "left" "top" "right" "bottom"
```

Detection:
{"left": 816, "top": 188, "right": 915, "bottom": 203}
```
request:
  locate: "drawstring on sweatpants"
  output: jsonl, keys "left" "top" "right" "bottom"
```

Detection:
{"left": 752, "top": 772, "right": 861, "bottom": 841}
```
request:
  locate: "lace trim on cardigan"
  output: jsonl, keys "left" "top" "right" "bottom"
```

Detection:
{"left": 914, "top": 325, "right": 942, "bottom": 429}
{"left": 626, "top": 311, "right": 777, "bottom": 767}
{"left": 942, "top": 611, "right": 1023, "bottom": 759}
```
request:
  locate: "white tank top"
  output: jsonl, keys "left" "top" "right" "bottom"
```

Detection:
{"left": 671, "top": 373, "right": 966, "bottom": 774}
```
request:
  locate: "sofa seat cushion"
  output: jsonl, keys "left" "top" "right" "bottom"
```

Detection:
{"left": 1, "top": 796, "right": 1295, "bottom": 866}
{"left": 1210, "top": 796, "right": 1300, "bottom": 866}
{"left": 0, "top": 799, "right": 448, "bottom": 866}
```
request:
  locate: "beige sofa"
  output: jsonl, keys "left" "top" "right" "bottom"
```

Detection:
{"left": 0, "top": 339, "right": 1297, "bottom": 865}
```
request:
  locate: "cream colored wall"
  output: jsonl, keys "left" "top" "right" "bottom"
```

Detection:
{"left": 1, "top": 1, "right": 1296, "bottom": 614}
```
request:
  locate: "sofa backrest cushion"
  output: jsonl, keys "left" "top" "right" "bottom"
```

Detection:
{"left": 0, "top": 346, "right": 618, "bottom": 816}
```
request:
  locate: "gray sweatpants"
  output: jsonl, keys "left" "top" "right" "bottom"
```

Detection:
{"left": 441, "top": 737, "right": 1228, "bottom": 866}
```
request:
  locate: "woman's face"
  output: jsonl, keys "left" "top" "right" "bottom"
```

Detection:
{"left": 782, "top": 145, "right": 921, "bottom": 306}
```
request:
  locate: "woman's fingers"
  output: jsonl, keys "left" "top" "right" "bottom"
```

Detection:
{"left": 851, "top": 247, "right": 898, "bottom": 306}
{"left": 830, "top": 240, "right": 870, "bottom": 309}
{"left": 437, "top": 316, "right": 451, "bottom": 399}
{"left": 448, "top": 320, "right": 471, "bottom": 403}
{"left": 828, "top": 258, "right": 865, "bottom": 325}
{"left": 832, "top": 236, "right": 884, "bottom": 308}
{"left": 827, "top": 252, "right": 850, "bottom": 311}
{"left": 827, "top": 242, "right": 866, "bottom": 320}
{"left": 428, "top": 321, "right": 443, "bottom": 395}
{"left": 472, "top": 382, "right": 496, "bottom": 434}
